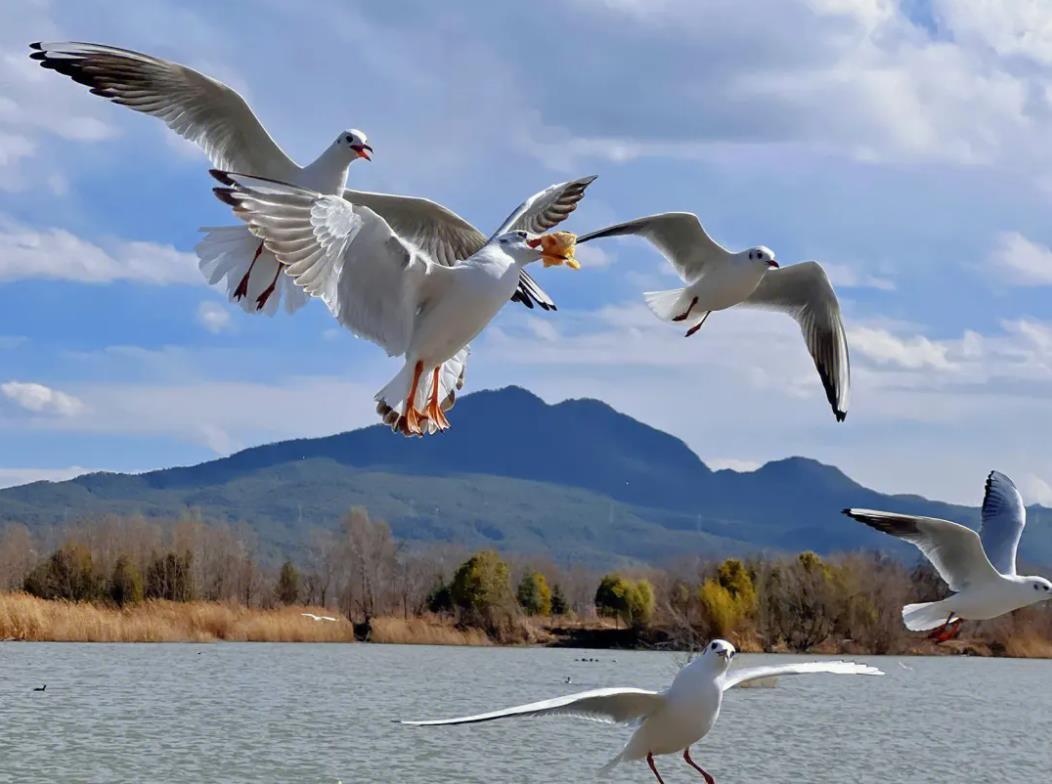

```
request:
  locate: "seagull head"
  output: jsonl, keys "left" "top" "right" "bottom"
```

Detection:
{"left": 496, "top": 230, "right": 579, "bottom": 269}
{"left": 745, "top": 246, "right": 778, "bottom": 269}
{"left": 704, "top": 638, "right": 737, "bottom": 664}
{"left": 338, "top": 129, "right": 373, "bottom": 160}
{"left": 1027, "top": 576, "right": 1052, "bottom": 602}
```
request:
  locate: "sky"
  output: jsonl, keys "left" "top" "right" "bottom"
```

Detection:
{"left": 1, "top": 0, "right": 1052, "bottom": 507}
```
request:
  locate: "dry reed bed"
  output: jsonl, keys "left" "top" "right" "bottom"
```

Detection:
{"left": 368, "top": 615, "right": 491, "bottom": 646}
{"left": 0, "top": 593, "right": 355, "bottom": 643}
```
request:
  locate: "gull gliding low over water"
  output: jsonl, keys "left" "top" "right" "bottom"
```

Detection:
{"left": 212, "top": 171, "right": 587, "bottom": 435}
{"left": 844, "top": 471, "right": 1052, "bottom": 633}
{"left": 29, "top": 42, "right": 555, "bottom": 313}
{"left": 577, "top": 213, "right": 850, "bottom": 421}
{"left": 402, "top": 639, "right": 883, "bottom": 783}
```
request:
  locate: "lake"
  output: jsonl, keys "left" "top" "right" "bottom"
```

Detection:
{"left": 1, "top": 643, "right": 1049, "bottom": 782}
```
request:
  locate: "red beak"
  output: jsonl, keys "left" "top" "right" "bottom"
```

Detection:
{"left": 352, "top": 144, "right": 373, "bottom": 161}
{"left": 526, "top": 237, "right": 543, "bottom": 248}
{"left": 768, "top": 259, "right": 779, "bottom": 268}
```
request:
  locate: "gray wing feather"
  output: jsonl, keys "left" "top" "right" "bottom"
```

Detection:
{"left": 489, "top": 176, "right": 597, "bottom": 239}
{"left": 30, "top": 42, "right": 297, "bottom": 177}
{"left": 979, "top": 471, "right": 1026, "bottom": 576}
{"left": 401, "top": 687, "right": 663, "bottom": 727}
{"left": 577, "top": 212, "right": 727, "bottom": 281}
{"left": 843, "top": 509, "right": 999, "bottom": 591}
{"left": 742, "top": 262, "right": 850, "bottom": 421}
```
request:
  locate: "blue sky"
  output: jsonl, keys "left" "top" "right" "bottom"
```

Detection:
{"left": 2, "top": 0, "right": 1052, "bottom": 506}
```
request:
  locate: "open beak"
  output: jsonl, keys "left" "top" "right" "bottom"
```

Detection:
{"left": 767, "top": 259, "right": 779, "bottom": 269}
{"left": 533, "top": 231, "right": 580, "bottom": 270}
{"left": 352, "top": 144, "right": 373, "bottom": 161}
{"left": 717, "top": 649, "right": 733, "bottom": 660}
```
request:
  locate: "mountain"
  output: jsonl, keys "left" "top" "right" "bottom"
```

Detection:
{"left": 2, "top": 386, "right": 1049, "bottom": 568}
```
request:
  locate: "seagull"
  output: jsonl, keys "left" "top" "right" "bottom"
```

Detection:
{"left": 402, "top": 639, "right": 882, "bottom": 783}
{"left": 577, "top": 213, "right": 850, "bottom": 421}
{"left": 29, "top": 42, "right": 556, "bottom": 314}
{"left": 844, "top": 470, "right": 1052, "bottom": 635}
{"left": 33, "top": 684, "right": 46, "bottom": 692}
{"left": 212, "top": 171, "right": 587, "bottom": 435}
{"left": 301, "top": 612, "right": 338, "bottom": 622}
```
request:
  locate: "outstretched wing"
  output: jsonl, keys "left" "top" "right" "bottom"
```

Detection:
{"left": 489, "top": 176, "right": 598, "bottom": 239}
{"left": 979, "top": 470, "right": 1026, "bottom": 576}
{"left": 401, "top": 687, "right": 664, "bottom": 727}
{"left": 843, "top": 509, "right": 999, "bottom": 591}
{"left": 722, "top": 661, "right": 883, "bottom": 690}
{"left": 213, "top": 171, "right": 447, "bottom": 357}
{"left": 31, "top": 42, "right": 298, "bottom": 178}
{"left": 742, "top": 262, "right": 850, "bottom": 421}
{"left": 344, "top": 189, "right": 562, "bottom": 311}
{"left": 577, "top": 212, "right": 727, "bottom": 282}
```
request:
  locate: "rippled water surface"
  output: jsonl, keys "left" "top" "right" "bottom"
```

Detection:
{"left": 1, "top": 642, "right": 1049, "bottom": 783}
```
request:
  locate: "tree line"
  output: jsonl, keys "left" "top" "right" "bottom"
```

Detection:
{"left": 1, "top": 509, "right": 1048, "bottom": 652}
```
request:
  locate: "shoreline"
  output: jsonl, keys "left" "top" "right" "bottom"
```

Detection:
{"left": 2, "top": 594, "right": 1049, "bottom": 657}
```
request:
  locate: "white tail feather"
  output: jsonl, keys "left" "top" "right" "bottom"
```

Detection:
{"left": 902, "top": 600, "right": 953, "bottom": 631}
{"left": 374, "top": 348, "right": 470, "bottom": 433}
{"left": 196, "top": 225, "right": 309, "bottom": 315}
{"left": 643, "top": 288, "right": 689, "bottom": 321}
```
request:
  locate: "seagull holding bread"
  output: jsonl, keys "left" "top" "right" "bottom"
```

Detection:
{"left": 844, "top": 471, "right": 1052, "bottom": 635}
{"left": 213, "top": 171, "right": 588, "bottom": 435}
{"left": 402, "top": 639, "right": 882, "bottom": 783}
{"left": 29, "top": 41, "right": 556, "bottom": 313}
{"left": 578, "top": 213, "right": 850, "bottom": 421}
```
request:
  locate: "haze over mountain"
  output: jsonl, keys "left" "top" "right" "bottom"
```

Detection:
{"left": 2, "top": 387, "right": 1049, "bottom": 568}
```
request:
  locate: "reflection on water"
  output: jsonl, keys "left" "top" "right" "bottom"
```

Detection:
{"left": 1, "top": 642, "right": 1049, "bottom": 783}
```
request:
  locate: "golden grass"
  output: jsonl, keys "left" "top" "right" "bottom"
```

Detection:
{"left": 0, "top": 593, "right": 355, "bottom": 643}
{"left": 369, "top": 614, "right": 491, "bottom": 646}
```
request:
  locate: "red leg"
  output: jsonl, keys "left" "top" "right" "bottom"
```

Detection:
{"left": 397, "top": 362, "right": 425, "bottom": 437}
{"left": 234, "top": 241, "right": 265, "bottom": 301}
{"left": 424, "top": 365, "right": 451, "bottom": 431}
{"left": 684, "top": 748, "right": 716, "bottom": 784}
{"left": 255, "top": 263, "right": 282, "bottom": 310}
{"left": 672, "top": 296, "right": 699, "bottom": 322}
{"left": 685, "top": 311, "right": 711, "bottom": 338}
{"left": 647, "top": 752, "right": 666, "bottom": 784}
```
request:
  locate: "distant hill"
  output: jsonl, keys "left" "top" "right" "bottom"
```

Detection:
{"left": 2, "top": 386, "right": 1049, "bottom": 568}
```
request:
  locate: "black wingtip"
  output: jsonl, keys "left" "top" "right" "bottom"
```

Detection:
{"left": 209, "top": 168, "right": 235, "bottom": 186}
{"left": 29, "top": 42, "right": 43, "bottom": 51}
{"left": 212, "top": 187, "right": 239, "bottom": 207}
{"left": 841, "top": 508, "right": 855, "bottom": 517}
{"left": 835, "top": 409, "right": 847, "bottom": 423}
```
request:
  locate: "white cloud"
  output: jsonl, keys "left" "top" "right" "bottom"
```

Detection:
{"left": 1, "top": 381, "right": 84, "bottom": 417}
{"left": 848, "top": 326, "right": 954, "bottom": 370}
{"left": 989, "top": 231, "right": 1052, "bottom": 286}
{"left": 707, "top": 458, "right": 763, "bottom": 473}
{"left": 822, "top": 262, "right": 895, "bottom": 291}
{"left": 1018, "top": 473, "right": 1052, "bottom": 506}
{"left": 0, "top": 465, "right": 99, "bottom": 489}
{"left": 0, "top": 218, "right": 199, "bottom": 285}
{"left": 196, "top": 301, "right": 232, "bottom": 334}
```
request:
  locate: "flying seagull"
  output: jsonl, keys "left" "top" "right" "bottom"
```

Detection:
{"left": 577, "top": 213, "right": 850, "bottom": 421}
{"left": 844, "top": 471, "right": 1052, "bottom": 635}
{"left": 29, "top": 41, "right": 555, "bottom": 313}
{"left": 301, "top": 612, "right": 338, "bottom": 622}
{"left": 212, "top": 171, "right": 587, "bottom": 435}
{"left": 402, "top": 639, "right": 882, "bottom": 783}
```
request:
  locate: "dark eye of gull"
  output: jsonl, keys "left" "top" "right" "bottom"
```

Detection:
{"left": 711, "top": 642, "right": 718, "bottom": 650}
{"left": 345, "top": 135, "right": 353, "bottom": 143}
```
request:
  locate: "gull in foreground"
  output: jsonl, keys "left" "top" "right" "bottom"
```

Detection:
{"left": 577, "top": 213, "right": 850, "bottom": 421}
{"left": 402, "top": 639, "right": 882, "bottom": 782}
{"left": 29, "top": 42, "right": 555, "bottom": 313}
{"left": 844, "top": 471, "right": 1052, "bottom": 635}
{"left": 213, "top": 172, "right": 586, "bottom": 435}
{"left": 301, "top": 613, "right": 337, "bottom": 622}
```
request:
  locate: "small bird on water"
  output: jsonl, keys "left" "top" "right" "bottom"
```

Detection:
{"left": 33, "top": 684, "right": 46, "bottom": 692}
{"left": 402, "top": 639, "right": 882, "bottom": 783}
